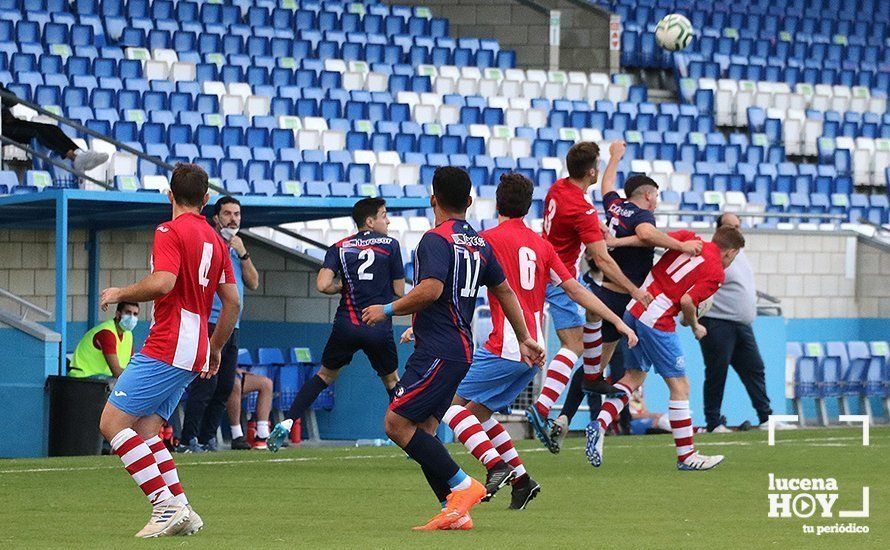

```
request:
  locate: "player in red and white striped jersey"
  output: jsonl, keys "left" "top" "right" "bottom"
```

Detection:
{"left": 97, "top": 164, "right": 241, "bottom": 537}
{"left": 444, "top": 173, "right": 637, "bottom": 508}
{"left": 587, "top": 226, "right": 746, "bottom": 471}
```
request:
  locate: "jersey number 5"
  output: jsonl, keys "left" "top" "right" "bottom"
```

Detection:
{"left": 357, "top": 249, "right": 375, "bottom": 280}
{"left": 198, "top": 242, "right": 213, "bottom": 289}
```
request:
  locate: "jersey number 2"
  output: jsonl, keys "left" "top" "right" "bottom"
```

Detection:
{"left": 357, "top": 249, "right": 375, "bottom": 280}
{"left": 198, "top": 242, "right": 213, "bottom": 289}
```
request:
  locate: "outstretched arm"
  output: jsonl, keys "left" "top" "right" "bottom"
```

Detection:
{"left": 600, "top": 140, "right": 626, "bottom": 197}
{"left": 100, "top": 271, "right": 177, "bottom": 310}
{"left": 561, "top": 279, "right": 638, "bottom": 348}
{"left": 635, "top": 223, "right": 702, "bottom": 255}
{"left": 362, "top": 278, "right": 444, "bottom": 325}
{"left": 585, "top": 240, "right": 653, "bottom": 307}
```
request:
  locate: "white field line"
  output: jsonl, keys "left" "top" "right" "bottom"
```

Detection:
{"left": 0, "top": 435, "right": 876, "bottom": 475}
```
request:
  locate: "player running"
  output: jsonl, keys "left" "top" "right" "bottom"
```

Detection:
{"left": 440, "top": 173, "right": 638, "bottom": 509}
{"left": 363, "top": 167, "right": 545, "bottom": 531}
{"left": 267, "top": 198, "right": 404, "bottom": 452}
{"left": 527, "top": 141, "right": 653, "bottom": 451}
{"left": 552, "top": 143, "right": 703, "bottom": 453}
{"left": 587, "top": 226, "right": 746, "bottom": 471}
{"left": 98, "top": 164, "right": 240, "bottom": 537}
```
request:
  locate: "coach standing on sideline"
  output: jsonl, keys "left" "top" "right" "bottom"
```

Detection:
{"left": 698, "top": 213, "right": 785, "bottom": 432}
{"left": 177, "top": 196, "right": 260, "bottom": 452}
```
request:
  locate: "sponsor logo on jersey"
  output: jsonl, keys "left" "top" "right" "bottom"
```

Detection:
{"left": 452, "top": 234, "right": 487, "bottom": 247}
{"left": 343, "top": 236, "right": 392, "bottom": 248}
{"left": 157, "top": 226, "right": 169, "bottom": 233}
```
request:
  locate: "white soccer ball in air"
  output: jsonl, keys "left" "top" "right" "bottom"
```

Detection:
{"left": 655, "top": 13, "right": 693, "bottom": 51}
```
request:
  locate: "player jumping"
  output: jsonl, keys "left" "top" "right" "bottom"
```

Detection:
{"left": 98, "top": 164, "right": 240, "bottom": 537}
{"left": 552, "top": 142, "right": 703, "bottom": 454}
{"left": 363, "top": 167, "right": 545, "bottom": 531}
{"left": 527, "top": 141, "right": 653, "bottom": 452}
{"left": 441, "top": 172, "right": 638, "bottom": 509}
{"left": 267, "top": 198, "right": 404, "bottom": 451}
{"left": 587, "top": 226, "right": 746, "bottom": 471}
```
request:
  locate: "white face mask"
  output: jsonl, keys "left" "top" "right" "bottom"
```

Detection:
{"left": 119, "top": 314, "right": 138, "bottom": 332}
{"left": 220, "top": 227, "right": 239, "bottom": 241}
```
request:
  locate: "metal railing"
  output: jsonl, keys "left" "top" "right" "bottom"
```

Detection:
{"left": 0, "top": 287, "right": 52, "bottom": 321}
{"left": 0, "top": 88, "right": 229, "bottom": 193}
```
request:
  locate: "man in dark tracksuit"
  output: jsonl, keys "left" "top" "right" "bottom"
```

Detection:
{"left": 698, "top": 213, "right": 778, "bottom": 432}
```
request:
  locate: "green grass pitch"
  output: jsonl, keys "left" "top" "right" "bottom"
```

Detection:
{"left": 1, "top": 427, "right": 886, "bottom": 548}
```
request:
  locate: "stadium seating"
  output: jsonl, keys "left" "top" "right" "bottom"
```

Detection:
{"left": 788, "top": 341, "right": 889, "bottom": 425}
{"left": 0, "top": 0, "right": 887, "bottom": 264}
{"left": 237, "top": 346, "right": 334, "bottom": 414}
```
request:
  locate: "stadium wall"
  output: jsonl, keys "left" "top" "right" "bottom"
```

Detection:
{"left": 382, "top": 0, "right": 611, "bottom": 72}
{"left": 0, "top": 228, "right": 887, "bottom": 441}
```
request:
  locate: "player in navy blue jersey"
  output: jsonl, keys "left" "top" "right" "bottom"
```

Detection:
{"left": 551, "top": 142, "right": 705, "bottom": 453}
{"left": 267, "top": 198, "right": 405, "bottom": 452}
{"left": 362, "top": 167, "right": 545, "bottom": 531}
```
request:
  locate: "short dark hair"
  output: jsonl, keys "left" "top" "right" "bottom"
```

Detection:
{"left": 496, "top": 172, "right": 533, "bottom": 218}
{"left": 624, "top": 175, "right": 658, "bottom": 198}
{"left": 116, "top": 302, "right": 139, "bottom": 312}
{"left": 432, "top": 166, "right": 472, "bottom": 212}
{"left": 213, "top": 195, "right": 241, "bottom": 217}
{"left": 352, "top": 197, "right": 386, "bottom": 228}
{"left": 712, "top": 226, "right": 746, "bottom": 250}
{"left": 170, "top": 163, "right": 209, "bottom": 208}
{"left": 565, "top": 142, "right": 600, "bottom": 179}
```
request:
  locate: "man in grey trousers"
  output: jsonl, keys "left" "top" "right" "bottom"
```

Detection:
{"left": 698, "top": 213, "right": 784, "bottom": 432}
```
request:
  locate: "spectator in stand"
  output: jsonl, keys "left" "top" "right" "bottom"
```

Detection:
{"left": 1, "top": 83, "right": 109, "bottom": 172}
{"left": 226, "top": 368, "right": 274, "bottom": 450}
{"left": 69, "top": 302, "right": 139, "bottom": 378}
{"left": 698, "top": 213, "right": 791, "bottom": 432}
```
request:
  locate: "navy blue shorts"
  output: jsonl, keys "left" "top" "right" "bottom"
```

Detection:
{"left": 321, "top": 320, "right": 398, "bottom": 377}
{"left": 590, "top": 284, "right": 633, "bottom": 343}
{"left": 389, "top": 351, "right": 470, "bottom": 423}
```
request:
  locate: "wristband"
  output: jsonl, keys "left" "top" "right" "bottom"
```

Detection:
{"left": 239, "top": 252, "right": 250, "bottom": 260}
{"left": 383, "top": 303, "right": 395, "bottom": 317}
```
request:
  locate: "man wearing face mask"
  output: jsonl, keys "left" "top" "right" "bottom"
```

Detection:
{"left": 177, "top": 196, "right": 260, "bottom": 452}
{"left": 70, "top": 302, "right": 140, "bottom": 378}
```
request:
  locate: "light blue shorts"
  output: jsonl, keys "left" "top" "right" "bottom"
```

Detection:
{"left": 545, "top": 282, "right": 585, "bottom": 331}
{"left": 622, "top": 312, "right": 686, "bottom": 379}
{"left": 108, "top": 353, "right": 198, "bottom": 420}
{"left": 456, "top": 347, "right": 537, "bottom": 413}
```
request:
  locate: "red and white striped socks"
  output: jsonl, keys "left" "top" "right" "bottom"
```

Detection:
{"left": 534, "top": 348, "right": 578, "bottom": 417}
{"left": 669, "top": 400, "right": 695, "bottom": 462}
{"left": 146, "top": 435, "right": 188, "bottom": 506}
{"left": 582, "top": 321, "right": 603, "bottom": 381}
{"left": 596, "top": 382, "right": 632, "bottom": 430}
{"left": 111, "top": 428, "right": 173, "bottom": 506}
{"left": 481, "top": 417, "right": 527, "bottom": 483}
{"left": 444, "top": 405, "right": 503, "bottom": 471}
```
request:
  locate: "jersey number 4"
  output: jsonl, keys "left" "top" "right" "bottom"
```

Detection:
{"left": 198, "top": 242, "right": 213, "bottom": 289}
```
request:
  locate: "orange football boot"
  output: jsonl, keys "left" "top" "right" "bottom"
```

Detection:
{"left": 412, "top": 478, "right": 486, "bottom": 531}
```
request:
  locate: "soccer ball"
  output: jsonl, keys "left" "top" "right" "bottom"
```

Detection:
{"left": 655, "top": 14, "right": 693, "bottom": 52}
